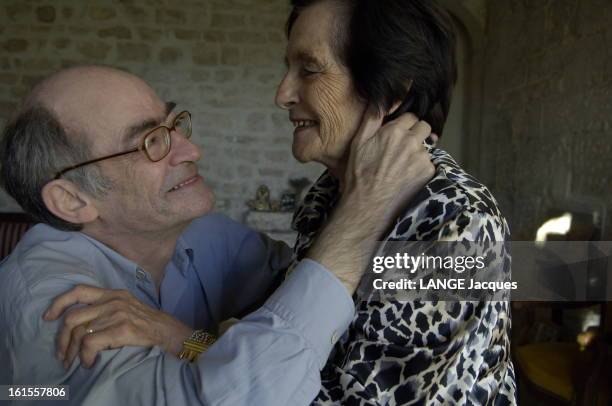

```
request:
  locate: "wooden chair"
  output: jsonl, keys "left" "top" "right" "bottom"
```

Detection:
{"left": 513, "top": 301, "right": 611, "bottom": 405}
{"left": 0, "top": 212, "right": 37, "bottom": 261}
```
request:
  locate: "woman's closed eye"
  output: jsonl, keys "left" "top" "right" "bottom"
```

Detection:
{"left": 301, "top": 65, "right": 321, "bottom": 76}
{"left": 301, "top": 67, "right": 319, "bottom": 77}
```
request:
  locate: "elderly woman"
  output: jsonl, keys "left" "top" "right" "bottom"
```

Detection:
{"left": 275, "top": 0, "right": 516, "bottom": 404}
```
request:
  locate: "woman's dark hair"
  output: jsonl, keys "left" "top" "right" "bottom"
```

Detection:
{"left": 287, "top": 0, "right": 457, "bottom": 136}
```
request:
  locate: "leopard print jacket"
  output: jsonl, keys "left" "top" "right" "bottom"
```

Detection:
{"left": 289, "top": 147, "right": 517, "bottom": 405}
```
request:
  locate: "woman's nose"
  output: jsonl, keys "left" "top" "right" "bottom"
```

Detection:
{"left": 275, "top": 73, "right": 298, "bottom": 110}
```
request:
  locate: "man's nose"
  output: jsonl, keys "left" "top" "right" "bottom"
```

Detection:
{"left": 275, "top": 73, "right": 298, "bottom": 110}
{"left": 168, "top": 130, "right": 201, "bottom": 165}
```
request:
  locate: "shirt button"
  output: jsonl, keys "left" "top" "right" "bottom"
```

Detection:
{"left": 136, "top": 269, "right": 146, "bottom": 282}
{"left": 331, "top": 331, "right": 339, "bottom": 344}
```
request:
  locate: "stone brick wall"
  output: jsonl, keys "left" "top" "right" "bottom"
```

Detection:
{"left": 1, "top": 1, "right": 610, "bottom": 239}
{"left": 480, "top": 0, "right": 612, "bottom": 239}
{"left": 0, "top": 0, "right": 322, "bottom": 220}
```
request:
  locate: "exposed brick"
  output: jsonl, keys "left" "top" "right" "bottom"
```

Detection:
{"left": 191, "top": 10, "right": 209, "bottom": 25}
{"left": 258, "top": 167, "right": 284, "bottom": 177}
{"left": 21, "top": 74, "right": 45, "bottom": 88}
{"left": 263, "top": 150, "right": 289, "bottom": 163}
{"left": 9, "top": 85, "right": 28, "bottom": 99}
{"left": 267, "top": 32, "right": 284, "bottom": 43}
{"left": 0, "top": 73, "right": 18, "bottom": 84}
{"left": 248, "top": 14, "right": 284, "bottom": 30}
{"left": 214, "top": 69, "right": 235, "bottom": 83}
{"left": 98, "top": 26, "right": 132, "bottom": 40}
{"left": 211, "top": 13, "right": 245, "bottom": 28}
{"left": 137, "top": 27, "right": 164, "bottom": 42}
{"left": 14, "top": 57, "right": 58, "bottom": 71}
{"left": 53, "top": 38, "right": 71, "bottom": 50}
{"left": 0, "top": 101, "right": 17, "bottom": 116}
{"left": 88, "top": 6, "right": 116, "bottom": 21}
{"left": 203, "top": 30, "right": 225, "bottom": 42}
{"left": 68, "top": 26, "right": 94, "bottom": 37}
{"left": 242, "top": 46, "right": 278, "bottom": 66}
{"left": 227, "top": 31, "right": 267, "bottom": 44}
{"left": 5, "top": 4, "right": 32, "bottom": 22}
{"left": 482, "top": 0, "right": 612, "bottom": 239}
{"left": 3, "top": 39, "right": 28, "bottom": 52}
{"left": 156, "top": 8, "right": 187, "bottom": 25}
{"left": 76, "top": 41, "right": 112, "bottom": 60}
{"left": 159, "top": 47, "right": 182, "bottom": 65}
{"left": 36, "top": 6, "right": 55, "bottom": 23}
{"left": 271, "top": 112, "right": 289, "bottom": 128}
{"left": 190, "top": 70, "right": 211, "bottom": 82}
{"left": 237, "top": 165, "right": 253, "bottom": 177}
{"left": 193, "top": 44, "right": 219, "bottom": 65}
{"left": 246, "top": 112, "right": 267, "bottom": 132}
{"left": 117, "top": 43, "right": 151, "bottom": 62}
{"left": 174, "top": 29, "right": 200, "bottom": 40}
{"left": 123, "top": 6, "right": 150, "bottom": 23}
{"left": 31, "top": 25, "right": 55, "bottom": 34}
{"left": 61, "top": 7, "right": 73, "bottom": 20}
{"left": 257, "top": 72, "right": 277, "bottom": 85}
{"left": 220, "top": 46, "right": 240, "bottom": 65}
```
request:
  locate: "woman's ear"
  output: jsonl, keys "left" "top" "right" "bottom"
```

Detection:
{"left": 41, "top": 180, "right": 99, "bottom": 226}
{"left": 388, "top": 100, "right": 403, "bottom": 116}
{"left": 387, "top": 80, "right": 414, "bottom": 117}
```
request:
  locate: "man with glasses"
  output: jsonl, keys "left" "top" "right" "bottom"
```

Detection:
{"left": 0, "top": 65, "right": 434, "bottom": 405}
{"left": 53, "top": 109, "right": 192, "bottom": 180}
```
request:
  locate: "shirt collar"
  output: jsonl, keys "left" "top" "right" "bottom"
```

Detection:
{"left": 78, "top": 232, "right": 141, "bottom": 290}
{"left": 77, "top": 232, "right": 195, "bottom": 285}
{"left": 174, "top": 236, "right": 194, "bottom": 276}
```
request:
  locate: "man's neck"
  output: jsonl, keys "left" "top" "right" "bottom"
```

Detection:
{"left": 82, "top": 223, "right": 185, "bottom": 289}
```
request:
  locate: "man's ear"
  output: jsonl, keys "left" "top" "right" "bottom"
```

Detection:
{"left": 41, "top": 179, "right": 99, "bottom": 225}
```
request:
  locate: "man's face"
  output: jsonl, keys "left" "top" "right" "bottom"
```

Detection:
{"left": 57, "top": 70, "right": 214, "bottom": 235}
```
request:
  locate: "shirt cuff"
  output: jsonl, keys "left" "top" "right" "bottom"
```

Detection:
{"left": 263, "top": 259, "right": 355, "bottom": 369}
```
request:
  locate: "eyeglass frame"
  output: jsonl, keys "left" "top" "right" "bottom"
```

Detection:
{"left": 53, "top": 110, "right": 192, "bottom": 180}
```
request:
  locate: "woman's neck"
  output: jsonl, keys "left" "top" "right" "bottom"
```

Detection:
{"left": 326, "top": 150, "right": 350, "bottom": 193}
{"left": 327, "top": 162, "right": 346, "bottom": 194}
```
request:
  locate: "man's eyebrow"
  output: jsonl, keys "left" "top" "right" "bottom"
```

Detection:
{"left": 122, "top": 101, "right": 177, "bottom": 146}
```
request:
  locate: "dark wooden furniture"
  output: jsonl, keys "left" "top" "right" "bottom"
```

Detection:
{"left": 0, "top": 212, "right": 37, "bottom": 261}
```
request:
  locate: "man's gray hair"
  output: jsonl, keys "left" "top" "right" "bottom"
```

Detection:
{"left": 0, "top": 105, "right": 113, "bottom": 231}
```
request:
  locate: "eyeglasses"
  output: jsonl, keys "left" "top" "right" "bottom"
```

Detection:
{"left": 54, "top": 110, "right": 192, "bottom": 180}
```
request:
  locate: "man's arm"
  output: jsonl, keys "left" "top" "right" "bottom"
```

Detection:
{"left": 10, "top": 259, "right": 352, "bottom": 405}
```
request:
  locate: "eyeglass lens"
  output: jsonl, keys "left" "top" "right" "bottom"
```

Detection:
{"left": 144, "top": 111, "right": 192, "bottom": 162}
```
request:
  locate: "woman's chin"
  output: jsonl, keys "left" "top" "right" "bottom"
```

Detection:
{"left": 291, "top": 135, "right": 316, "bottom": 163}
{"left": 291, "top": 144, "right": 313, "bottom": 163}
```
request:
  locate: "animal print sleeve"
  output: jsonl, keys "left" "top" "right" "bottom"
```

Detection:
{"left": 312, "top": 209, "right": 517, "bottom": 405}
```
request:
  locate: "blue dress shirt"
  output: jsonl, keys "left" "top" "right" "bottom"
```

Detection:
{"left": 0, "top": 213, "right": 354, "bottom": 405}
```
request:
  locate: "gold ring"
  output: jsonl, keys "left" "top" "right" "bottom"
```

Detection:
{"left": 84, "top": 321, "right": 95, "bottom": 335}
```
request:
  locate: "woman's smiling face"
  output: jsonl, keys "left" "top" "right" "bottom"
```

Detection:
{"left": 275, "top": 0, "right": 366, "bottom": 169}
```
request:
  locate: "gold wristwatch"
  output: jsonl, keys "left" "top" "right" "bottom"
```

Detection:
{"left": 178, "top": 330, "right": 217, "bottom": 362}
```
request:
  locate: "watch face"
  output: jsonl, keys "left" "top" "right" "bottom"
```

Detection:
{"left": 191, "top": 330, "right": 217, "bottom": 344}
